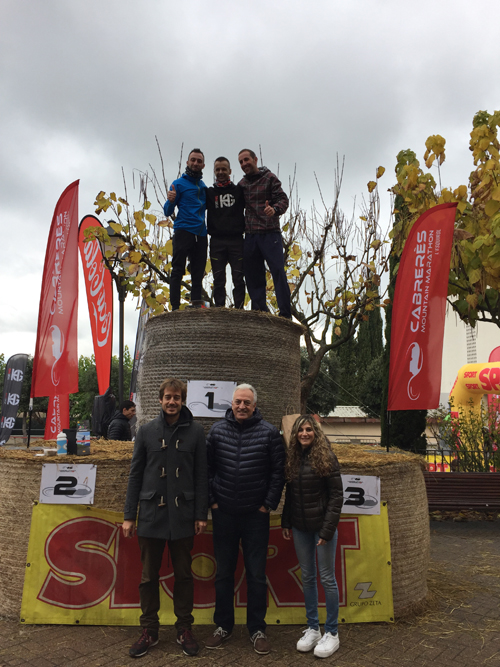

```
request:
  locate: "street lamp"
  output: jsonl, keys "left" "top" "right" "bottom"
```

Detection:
{"left": 99, "top": 225, "right": 129, "bottom": 405}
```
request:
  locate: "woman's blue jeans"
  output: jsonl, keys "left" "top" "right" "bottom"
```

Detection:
{"left": 292, "top": 528, "right": 339, "bottom": 634}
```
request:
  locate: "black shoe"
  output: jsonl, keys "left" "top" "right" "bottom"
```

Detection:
{"left": 177, "top": 628, "right": 199, "bottom": 656}
{"left": 129, "top": 628, "right": 158, "bottom": 658}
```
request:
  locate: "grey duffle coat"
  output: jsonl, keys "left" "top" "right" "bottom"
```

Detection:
{"left": 123, "top": 406, "right": 208, "bottom": 541}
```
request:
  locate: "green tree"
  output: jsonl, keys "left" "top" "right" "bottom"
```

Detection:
{"left": 70, "top": 348, "right": 133, "bottom": 426}
{"left": 358, "top": 354, "right": 385, "bottom": 416}
{"left": 300, "top": 348, "right": 340, "bottom": 416}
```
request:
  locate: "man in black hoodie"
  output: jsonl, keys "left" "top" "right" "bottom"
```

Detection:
{"left": 206, "top": 157, "right": 246, "bottom": 308}
{"left": 107, "top": 400, "right": 136, "bottom": 441}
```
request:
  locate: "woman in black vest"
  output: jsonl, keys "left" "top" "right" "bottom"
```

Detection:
{"left": 282, "top": 415, "right": 343, "bottom": 658}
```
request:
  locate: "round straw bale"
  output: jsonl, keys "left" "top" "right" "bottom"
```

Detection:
{"left": 136, "top": 309, "right": 304, "bottom": 432}
{"left": 336, "top": 445, "right": 430, "bottom": 617}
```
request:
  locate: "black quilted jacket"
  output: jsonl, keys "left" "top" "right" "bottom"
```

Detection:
{"left": 207, "top": 408, "right": 285, "bottom": 514}
{"left": 281, "top": 448, "right": 343, "bottom": 542}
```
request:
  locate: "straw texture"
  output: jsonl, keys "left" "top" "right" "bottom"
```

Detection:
{"left": 0, "top": 440, "right": 133, "bottom": 619}
{"left": 0, "top": 443, "right": 429, "bottom": 619}
{"left": 136, "top": 309, "right": 304, "bottom": 432}
{"left": 336, "top": 446, "right": 430, "bottom": 617}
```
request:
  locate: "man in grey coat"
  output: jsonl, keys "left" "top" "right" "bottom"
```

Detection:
{"left": 122, "top": 378, "right": 208, "bottom": 658}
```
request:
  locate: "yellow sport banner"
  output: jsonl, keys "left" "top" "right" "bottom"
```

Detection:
{"left": 21, "top": 502, "right": 393, "bottom": 625}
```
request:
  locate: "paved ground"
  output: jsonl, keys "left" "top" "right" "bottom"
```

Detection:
{"left": 1, "top": 520, "right": 500, "bottom": 667}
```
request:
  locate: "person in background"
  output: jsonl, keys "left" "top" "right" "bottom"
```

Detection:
{"left": 206, "top": 156, "right": 246, "bottom": 308}
{"left": 107, "top": 400, "right": 136, "bottom": 441}
{"left": 281, "top": 415, "right": 343, "bottom": 658}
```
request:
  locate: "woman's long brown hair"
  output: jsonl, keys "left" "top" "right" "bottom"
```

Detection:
{"left": 285, "top": 414, "right": 334, "bottom": 481}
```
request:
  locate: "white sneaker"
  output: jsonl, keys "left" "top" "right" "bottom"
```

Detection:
{"left": 296, "top": 627, "right": 322, "bottom": 652}
{"left": 313, "top": 632, "right": 340, "bottom": 658}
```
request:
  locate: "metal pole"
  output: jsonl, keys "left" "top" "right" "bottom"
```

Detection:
{"left": 118, "top": 283, "right": 125, "bottom": 406}
{"left": 386, "top": 410, "right": 391, "bottom": 453}
{"left": 27, "top": 397, "right": 33, "bottom": 449}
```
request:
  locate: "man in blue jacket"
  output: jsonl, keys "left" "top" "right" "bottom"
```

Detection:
{"left": 122, "top": 378, "right": 208, "bottom": 658}
{"left": 205, "top": 384, "right": 285, "bottom": 655}
{"left": 164, "top": 149, "right": 208, "bottom": 310}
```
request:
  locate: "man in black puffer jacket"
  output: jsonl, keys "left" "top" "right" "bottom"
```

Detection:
{"left": 107, "top": 400, "right": 136, "bottom": 441}
{"left": 205, "top": 384, "right": 285, "bottom": 656}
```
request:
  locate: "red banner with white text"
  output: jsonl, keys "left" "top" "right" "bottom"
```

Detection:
{"left": 388, "top": 203, "right": 457, "bottom": 410}
{"left": 78, "top": 216, "right": 113, "bottom": 395}
{"left": 44, "top": 394, "right": 70, "bottom": 440}
{"left": 32, "top": 181, "right": 80, "bottom": 399}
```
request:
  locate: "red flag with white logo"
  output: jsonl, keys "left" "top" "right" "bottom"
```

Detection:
{"left": 78, "top": 216, "right": 113, "bottom": 395}
{"left": 32, "top": 181, "right": 79, "bottom": 400}
{"left": 388, "top": 202, "right": 457, "bottom": 410}
{"left": 44, "top": 394, "right": 70, "bottom": 440}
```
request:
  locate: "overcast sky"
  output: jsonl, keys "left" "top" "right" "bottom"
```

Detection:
{"left": 1, "top": 0, "right": 500, "bottom": 368}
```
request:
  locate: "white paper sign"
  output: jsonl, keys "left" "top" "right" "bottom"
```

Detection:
{"left": 187, "top": 380, "right": 236, "bottom": 417}
{"left": 341, "top": 474, "right": 380, "bottom": 515}
{"left": 39, "top": 463, "right": 96, "bottom": 504}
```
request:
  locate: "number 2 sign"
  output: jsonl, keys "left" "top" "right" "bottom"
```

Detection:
{"left": 39, "top": 464, "right": 96, "bottom": 505}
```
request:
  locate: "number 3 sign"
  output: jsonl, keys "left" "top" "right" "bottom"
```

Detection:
{"left": 39, "top": 464, "right": 96, "bottom": 504}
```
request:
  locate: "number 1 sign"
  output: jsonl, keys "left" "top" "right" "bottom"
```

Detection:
{"left": 187, "top": 381, "right": 236, "bottom": 418}
{"left": 39, "top": 463, "right": 96, "bottom": 504}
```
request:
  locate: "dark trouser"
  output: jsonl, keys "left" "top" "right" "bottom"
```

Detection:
{"left": 210, "top": 235, "right": 245, "bottom": 308}
{"left": 243, "top": 232, "right": 291, "bottom": 318}
{"left": 170, "top": 229, "right": 208, "bottom": 310}
{"left": 212, "top": 508, "right": 270, "bottom": 636}
{"left": 138, "top": 535, "right": 194, "bottom": 633}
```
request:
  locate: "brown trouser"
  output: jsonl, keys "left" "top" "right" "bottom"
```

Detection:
{"left": 138, "top": 535, "right": 194, "bottom": 633}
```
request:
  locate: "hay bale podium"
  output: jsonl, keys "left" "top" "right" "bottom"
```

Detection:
{"left": 0, "top": 309, "right": 429, "bottom": 620}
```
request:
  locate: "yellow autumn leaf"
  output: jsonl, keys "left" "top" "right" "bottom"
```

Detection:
{"left": 367, "top": 181, "right": 377, "bottom": 193}
{"left": 109, "top": 222, "right": 122, "bottom": 234}
{"left": 129, "top": 251, "right": 142, "bottom": 263}
{"left": 334, "top": 327, "right": 341, "bottom": 337}
{"left": 466, "top": 294, "right": 478, "bottom": 309}
{"left": 135, "top": 219, "right": 146, "bottom": 232}
{"left": 425, "top": 154, "right": 436, "bottom": 169}
{"left": 164, "top": 239, "right": 173, "bottom": 256}
{"left": 485, "top": 200, "right": 500, "bottom": 217}
{"left": 491, "top": 186, "right": 500, "bottom": 202}
{"left": 157, "top": 219, "right": 173, "bottom": 228}
{"left": 376, "top": 166, "right": 385, "bottom": 179}
{"left": 468, "top": 268, "right": 482, "bottom": 284}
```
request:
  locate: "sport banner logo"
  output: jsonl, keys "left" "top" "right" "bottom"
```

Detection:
{"left": 388, "top": 203, "right": 457, "bottom": 410}
{"left": 78, "top": 216, "right": 113, "bottom": 395}
{"left": 22, "top": 505, "right": 393, "bottom": 625}
{"left": 0, "top": 354, "right": 28, "bottom": 445}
